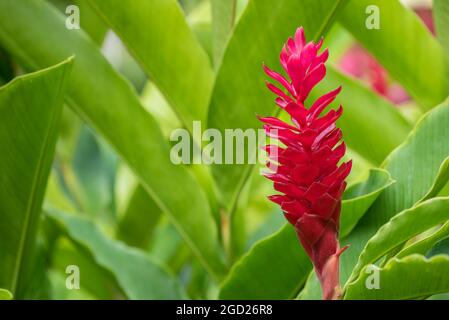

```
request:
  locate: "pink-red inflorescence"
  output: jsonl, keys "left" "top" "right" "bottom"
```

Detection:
{"left": 259, "top": 27, "right": 352, "bottom": 300}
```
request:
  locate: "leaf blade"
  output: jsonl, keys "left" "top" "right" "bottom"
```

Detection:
{"left": 88, "top": 0, "right": 214, "bottom": 129}
{"left": 347, "top": 197, "right": 449, "bottom": 285}
{"left": 0, "top": 59, "right": 72, "bottom": 297}
{"left": 0, "top": 0, "right": 226, "bottom": 278}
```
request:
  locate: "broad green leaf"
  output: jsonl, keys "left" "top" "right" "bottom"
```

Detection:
{"left": 211, "top": 0, "right": 236, "bottom": 67}
{"left": 88, "top": 0, "right": 214, "bottom": 130}
{"left": 0, "top": 59, "right": 72, "bottom": 297}
{"left": 345, "top": 255, "right": 449, "bottom": 300}
{"left": 434, "top": 0, "right": 449, "bottom": 59}
{"left": 46, "top": 209, "right": 186, "bottom": 299}
{"left": 340, "top": 168, "right": 395, "bottom": 237}
{"left": 397, "top": 221, "right": 449, "bottom": 259}
{"left": 0, "top": 0, "right": 226, "bottom": 279}
{"left": 0, "top": 289, "right": 12, "bottom": 300}
{"left": 208, "top": 0, "right": 350, "bottom": 210}
{"left": 340, "top": 0, "right": 449, "bottom": 110}
{"left": 347, "top": 197, "right": 449, "bottom": 285}
{"left": 219, "top": 225, "right": 311, "bottom": 300}
{"left": 219, "top": 168, "right": 386, "bottom": 299}
{"left": 301, "top": 98, "right": 449, "bottom": 299}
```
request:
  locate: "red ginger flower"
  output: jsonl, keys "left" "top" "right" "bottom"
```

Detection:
{"left": 259, "top": 27, "right": 352, "bottom": 300}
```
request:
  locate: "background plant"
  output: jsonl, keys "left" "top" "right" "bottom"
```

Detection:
{"left": 0, "top": 0, "right": 448, "bottom": 300}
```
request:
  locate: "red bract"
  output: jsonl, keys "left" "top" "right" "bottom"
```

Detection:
{"left": 260, "top": 27, "right": 352, "bottom": 300}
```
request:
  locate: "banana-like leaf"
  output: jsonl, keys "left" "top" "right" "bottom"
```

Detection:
{"left": 341, "top": 168, "right": 395, "bottom": 237}
{"left": 0, "top": 0, "right": 226, "bottom": 279}
{"left": 301, "top": 98, "right": 449, "bottom": 299}
{"left": 208, "top": 0, "right": 354, "bottom": 210}
{"left": 345, "top": 255, "right": 449, "bottom": 300}
{"left": 347, "top": 197, "right": 449, "bottom": 284}
{"left": 219, "top": 168, "right": 391, "bottom": 299}
{"left": 340, "top": 0, "right": 449, "bottom": 110}
{"left": 0, "top": 59, "right": 72, "bottom": 297}
{"left": 46, "top": 209, "right": 186, "bottom": 299}
{"left": 0, "top": 289, "right": 12, "bottom": 300}
{"left": 88, "top": 0, "right": 214, "bottom": 130}
{"left": 434, "top": 0, "right": 449, "bottom": 59}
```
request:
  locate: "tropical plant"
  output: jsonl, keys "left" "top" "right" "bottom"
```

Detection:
{"left": 0, "top": 0, "right": 449, "bottom": 300}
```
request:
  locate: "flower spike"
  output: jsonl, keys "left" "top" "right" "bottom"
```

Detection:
{"left": 260, "top": 27, "right": 352, "bottom": 300}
